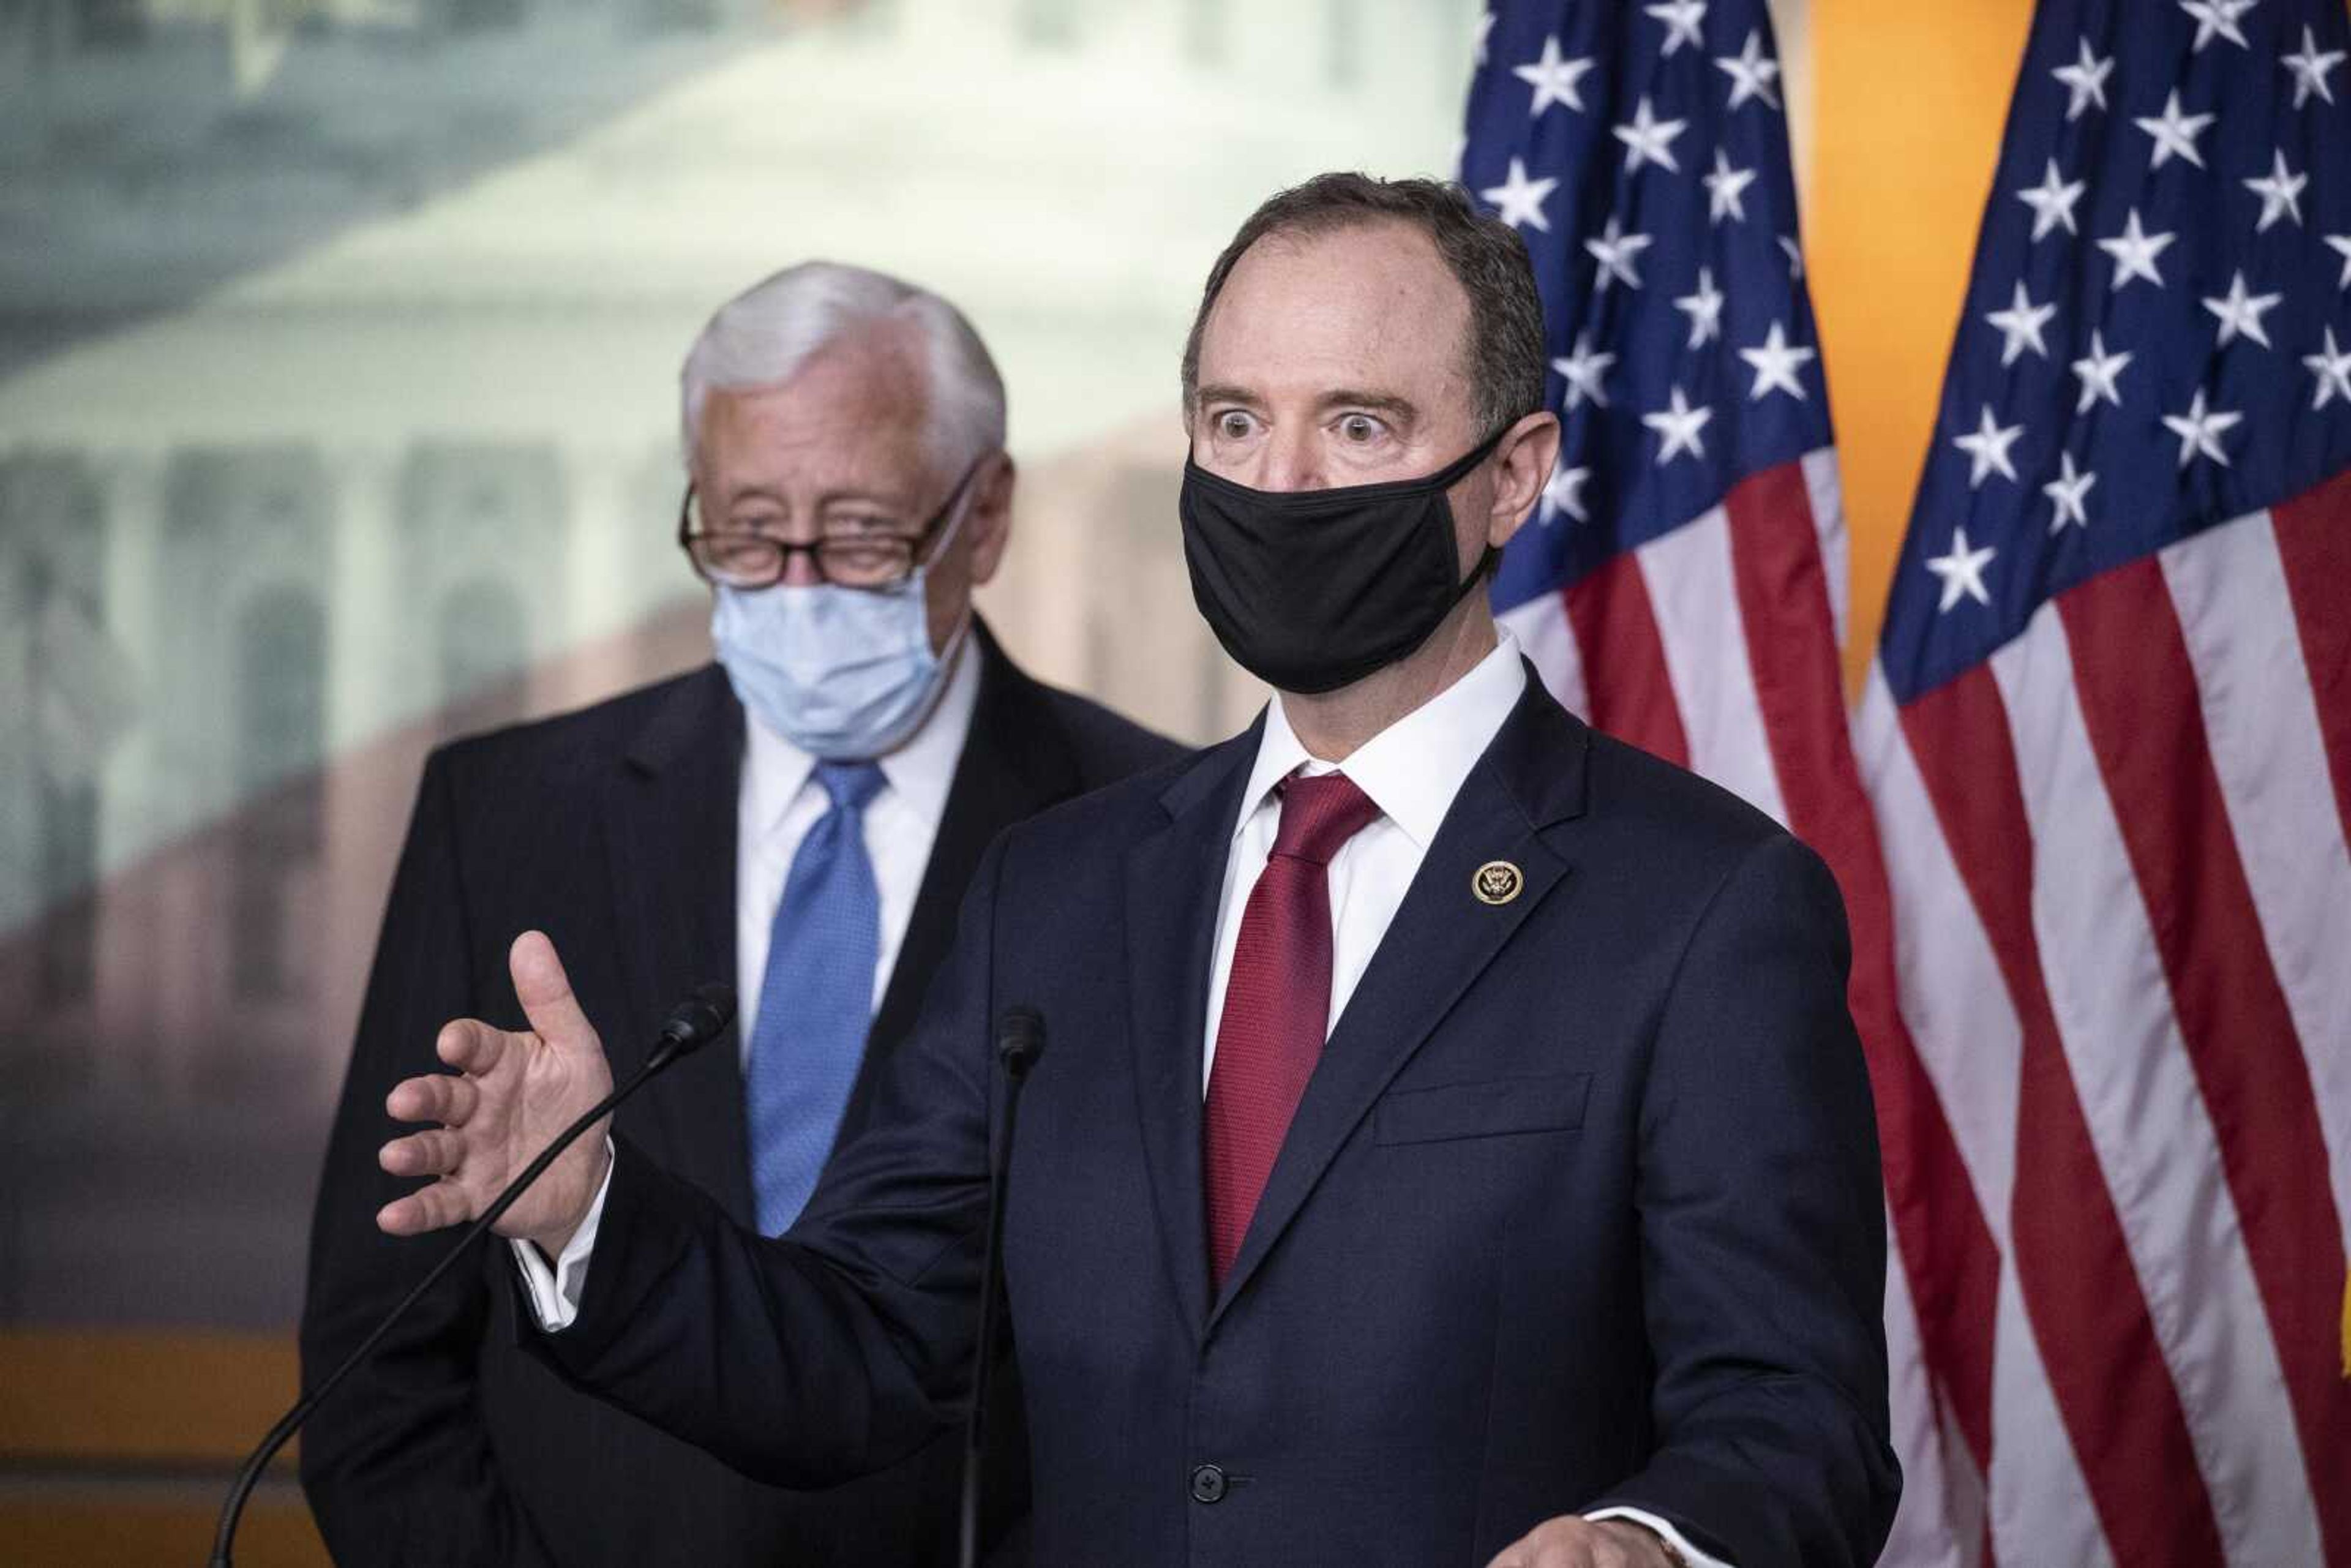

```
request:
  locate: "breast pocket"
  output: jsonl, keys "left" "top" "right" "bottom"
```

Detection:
{"left": 1373, "top": 1072, "right": 1591, "bottom": 1147}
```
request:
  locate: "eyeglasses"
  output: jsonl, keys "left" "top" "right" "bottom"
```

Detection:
{"left": 678, "top": 462, "right": 983, "bottom": 591}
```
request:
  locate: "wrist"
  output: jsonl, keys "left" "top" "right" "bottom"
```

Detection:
{"left": 528, "top": 1139, "right": 610, "bottom": 1257}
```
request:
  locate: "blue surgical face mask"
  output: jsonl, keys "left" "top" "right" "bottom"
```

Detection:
{"left": 711, "top": 476, "right": 977, "bottom": 760}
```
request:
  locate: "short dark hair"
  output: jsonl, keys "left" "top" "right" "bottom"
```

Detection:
{"left": 1180, "top": 171, "right": 1547, "bottom": 441}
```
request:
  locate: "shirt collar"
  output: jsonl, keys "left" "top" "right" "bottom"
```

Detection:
{"left": 1233, "top": 628, "right": 1528, "bottom": 851}
{"left": 741, "top": 628, "right": 984, "bottom": 841}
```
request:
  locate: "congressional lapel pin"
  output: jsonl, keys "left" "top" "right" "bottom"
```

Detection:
{"left": 1472, "top": 860, "right": 1523, "bottom": 906}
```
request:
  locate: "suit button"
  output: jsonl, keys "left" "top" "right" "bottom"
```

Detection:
{"left": 1188, "top": 1463, "right": 1227, "bottom": 1504}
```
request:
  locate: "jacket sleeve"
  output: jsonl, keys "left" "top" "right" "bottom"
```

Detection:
{"left": 298, "top": 751, "right": 555, "bottom": 1568}
{"left": 517, "top": 832, "right": 1007, "bottom": 1488}
{"left": 1582, "top": 832, "right": 1903, "bottom": 1568}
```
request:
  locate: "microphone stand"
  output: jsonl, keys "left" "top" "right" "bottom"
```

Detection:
{"left": 206, "top": 985, "right": 733, "bottom": 1568}
{"left": 956, "top": 1007, "right": 1046, "bottom": 1568}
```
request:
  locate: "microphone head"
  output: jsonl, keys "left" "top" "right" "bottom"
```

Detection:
{"left": 659, "top": 983, "right": 737, "bottom": 1056}
{"left": 996, "top": 1006, "right": 1045, "bottom": 1077}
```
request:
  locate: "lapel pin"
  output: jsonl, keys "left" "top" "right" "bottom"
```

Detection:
{"left": 1472, "top": 860, "right": 1523, "bottom": 906}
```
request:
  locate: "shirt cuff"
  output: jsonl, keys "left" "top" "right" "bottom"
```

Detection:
{"left": 1585, "top": 1507, "right": 1733, "bottom": 1568}
{"left": 508, "top": 1138, "right": 615, "bottom": 1332}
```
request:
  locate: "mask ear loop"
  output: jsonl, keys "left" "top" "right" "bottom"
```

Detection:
{"left": 909, "top": 452, "right": 997, "bottom": 686}
{"left": 1433, "top": 412, "right": 1535, "bottom": 601}
{"left": 914, "top": 454, "right": 992, "bottom": 575}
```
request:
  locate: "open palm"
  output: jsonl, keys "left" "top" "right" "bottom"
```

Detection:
{"left": 376, "top": 930, "right": 616, "bottom": 1257}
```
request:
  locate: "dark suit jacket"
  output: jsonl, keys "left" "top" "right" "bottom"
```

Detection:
{"left": 525, "top": 666, "right": 1900, "bottom": 1568}
{"left": 301, "top": 625, "right": 1182, "bottom": 1568}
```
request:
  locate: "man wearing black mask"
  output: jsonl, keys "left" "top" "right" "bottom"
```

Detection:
{"left": 372, "top": 174, "right": 1899, "bottom": 1568}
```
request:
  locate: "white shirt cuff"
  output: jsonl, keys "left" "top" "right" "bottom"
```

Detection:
{"left": 1585, "top": 1507, "right": 1734, "bottom": 1568}
{"left": 508, "top": 1138, "right": 615, "bottom": 1332}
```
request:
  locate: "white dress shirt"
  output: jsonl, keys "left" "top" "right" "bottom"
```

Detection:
{"left": 522, "top": 627, "right": 1725, "bottom": 1567}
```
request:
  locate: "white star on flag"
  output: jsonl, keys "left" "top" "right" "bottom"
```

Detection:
{"left": 2042, "top": 451, "right": 2096, "bottom": 532}
{"left": 1551, "top": 332, "right": 1616, "bottom": 410}
{"left": 2203, "top": 269, "right": 2284, "bottom": 349}
{"left": 2282, "top": 24, "right": 2345, "bottom": 107}
{"left": 1540, "top": 459, "right": 1591, "bottom": 523}
{"left": 1739, "top": 321, "right": 1815, "bottom": 401}
{"left": 1985, "top": 280, "right": 2058, "bottom": 366}
{"left": 1953, "top": 403, "right": 2025, "bottom": 487}
{"left": 2053, "top": 36, "right": 2114, "bottom": 121}
{"left": 1715, "top": 29, "right": 1780, "bottom": 110}
{"left": 1925, "top": 525, "right": 1997, "bottom": 612}
{"left": 1480, "top": 157, "right": 1558, "bottom": 231}
{"left": 1613, "top": 96, "right": 1688, "bottom": 175}
{"left": 2137, "top": 89, "right": 2216, "bottom": 169}
{"left": 2244, "top": 150, "right": 2308, "bottom": 232}
{"left": 2180, "top": 0, "right": 2256, "bottom": 53}
{"left": 2304, "top": 327, "right": 2351, "bottom": 410}
{"left": 2098, "top": 208, "right": 2177, "bottom": 290}
{"left": 1779, "top": 235, "right": 1804, "bottom": 279}
{"left": 1586, "top": 215, "right": 1652, "bottom": 291}
{"left": 1514, "top": 36, "right": 1595, "bottom": 116}
{"left": 1646, "top": 0, "right": 1708, "bottom": 56}
{"left": 1675, "top": 267, "right": 1727, "bottom": 347}
{"left": 1703, "top": 148, "right": 1757, "bottom": 223}
{"left": 2329, "top": 234, "right": 2351, "bottom": 288}
{"left": 2163, "top": 388, "right": 2242, "bottom": 467}
{"left": 2017, "top": 159, "right": 2086, "bottom": 241}
{"left": 1643, "top": 385, "right": 1713, "bottom": 463}
{"left": 2071, "top": 330, "right": 2132, "bottom": 413}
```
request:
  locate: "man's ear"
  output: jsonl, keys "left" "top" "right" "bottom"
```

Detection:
{"left": 964, "top": 452, "right": 1018, "bottom": 587}
{"left": 1485, "top": 410, "right": 1562, "bottom": 552}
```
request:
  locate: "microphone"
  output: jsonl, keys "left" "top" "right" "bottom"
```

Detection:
{"left": 207, "top": 982, "right": 736, "bottom": 1568}
{"left": 957, "top": 1006, "right": 1046, "bottom": 1568}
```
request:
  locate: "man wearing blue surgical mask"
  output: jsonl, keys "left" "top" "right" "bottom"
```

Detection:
{"left": 301, "top": 262, "right": 1181, "bottom": 1568}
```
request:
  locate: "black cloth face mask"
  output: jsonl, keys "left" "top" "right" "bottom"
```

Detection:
{"left": 1179, "top": 427, "right": 1509, "bottom": 694}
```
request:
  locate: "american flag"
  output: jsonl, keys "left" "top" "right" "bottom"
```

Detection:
{"left": 1463, "top": 9, "right": 1970, "bottom": 1563}
{"left": 1851, "top": 0, "right": 2351, "bottom": 1562}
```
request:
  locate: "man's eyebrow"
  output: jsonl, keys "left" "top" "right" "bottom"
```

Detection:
{"left": 1193, "top": 382, "right": 1262, "bottom": 408}
{"left": 711, "top": 482, "right": 910, "bottom": 511}
{"left": 1317, "top": 389, "right": 1419, "bottom": 424}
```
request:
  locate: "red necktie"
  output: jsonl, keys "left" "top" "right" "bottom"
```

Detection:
{"left": 1204, "top": 771, "right": 1383, "bottom": 1289}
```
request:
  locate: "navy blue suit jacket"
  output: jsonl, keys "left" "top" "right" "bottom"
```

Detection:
{"left": 528, "top": 666, "right": 1899, "bottom": 1567}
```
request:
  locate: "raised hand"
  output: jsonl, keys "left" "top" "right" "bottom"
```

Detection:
{"left": 376, "top": 931, "right": 616, "bottom": 1257}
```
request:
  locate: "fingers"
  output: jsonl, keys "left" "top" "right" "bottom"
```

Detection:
{"left": 509, "top": 931, "right": 600, "bottom": 1060}
{"left": 435, "top": 1018, "right": 509, "bottom": 1076}
{"left": 385, "top": 1069, "right": 479, "bottom": 1128}
{"left": 379, "top": 1127, "right": 467, "bottom": 1180}
{"left": 376, "top": 1179, "right": 478, "bottom": 1237}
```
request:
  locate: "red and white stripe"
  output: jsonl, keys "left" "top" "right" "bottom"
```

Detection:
{"left": 1502, "top": 460, "right": 2351, "bottom": 1564}
{"left": 1854, "top": 494, "right": 2351, "bottom": 1566}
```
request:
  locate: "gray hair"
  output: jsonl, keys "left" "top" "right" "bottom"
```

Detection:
{"left": 680, "top": 261, "right": 1008, "bottom": 475}
{"left": 1181, "top": 172, "right": 1545, "bottom": 441}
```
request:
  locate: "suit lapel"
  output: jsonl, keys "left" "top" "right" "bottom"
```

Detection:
{"left": 850, "top": 626, "right": 1082, "bottom": 1133}
{"left": 1125, "top": 726, "right": 1261, "bottom": 1345}
{"left": 1208, "top": 671, "right": 1592, "bottom": 1327}
{"left": 601, "top": 664, "right": 756, "bottom": 1226}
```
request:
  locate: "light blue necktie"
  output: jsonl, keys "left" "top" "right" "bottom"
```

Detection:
{"left": 748, "top": 759, "right": 887, "bottom": 1235}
